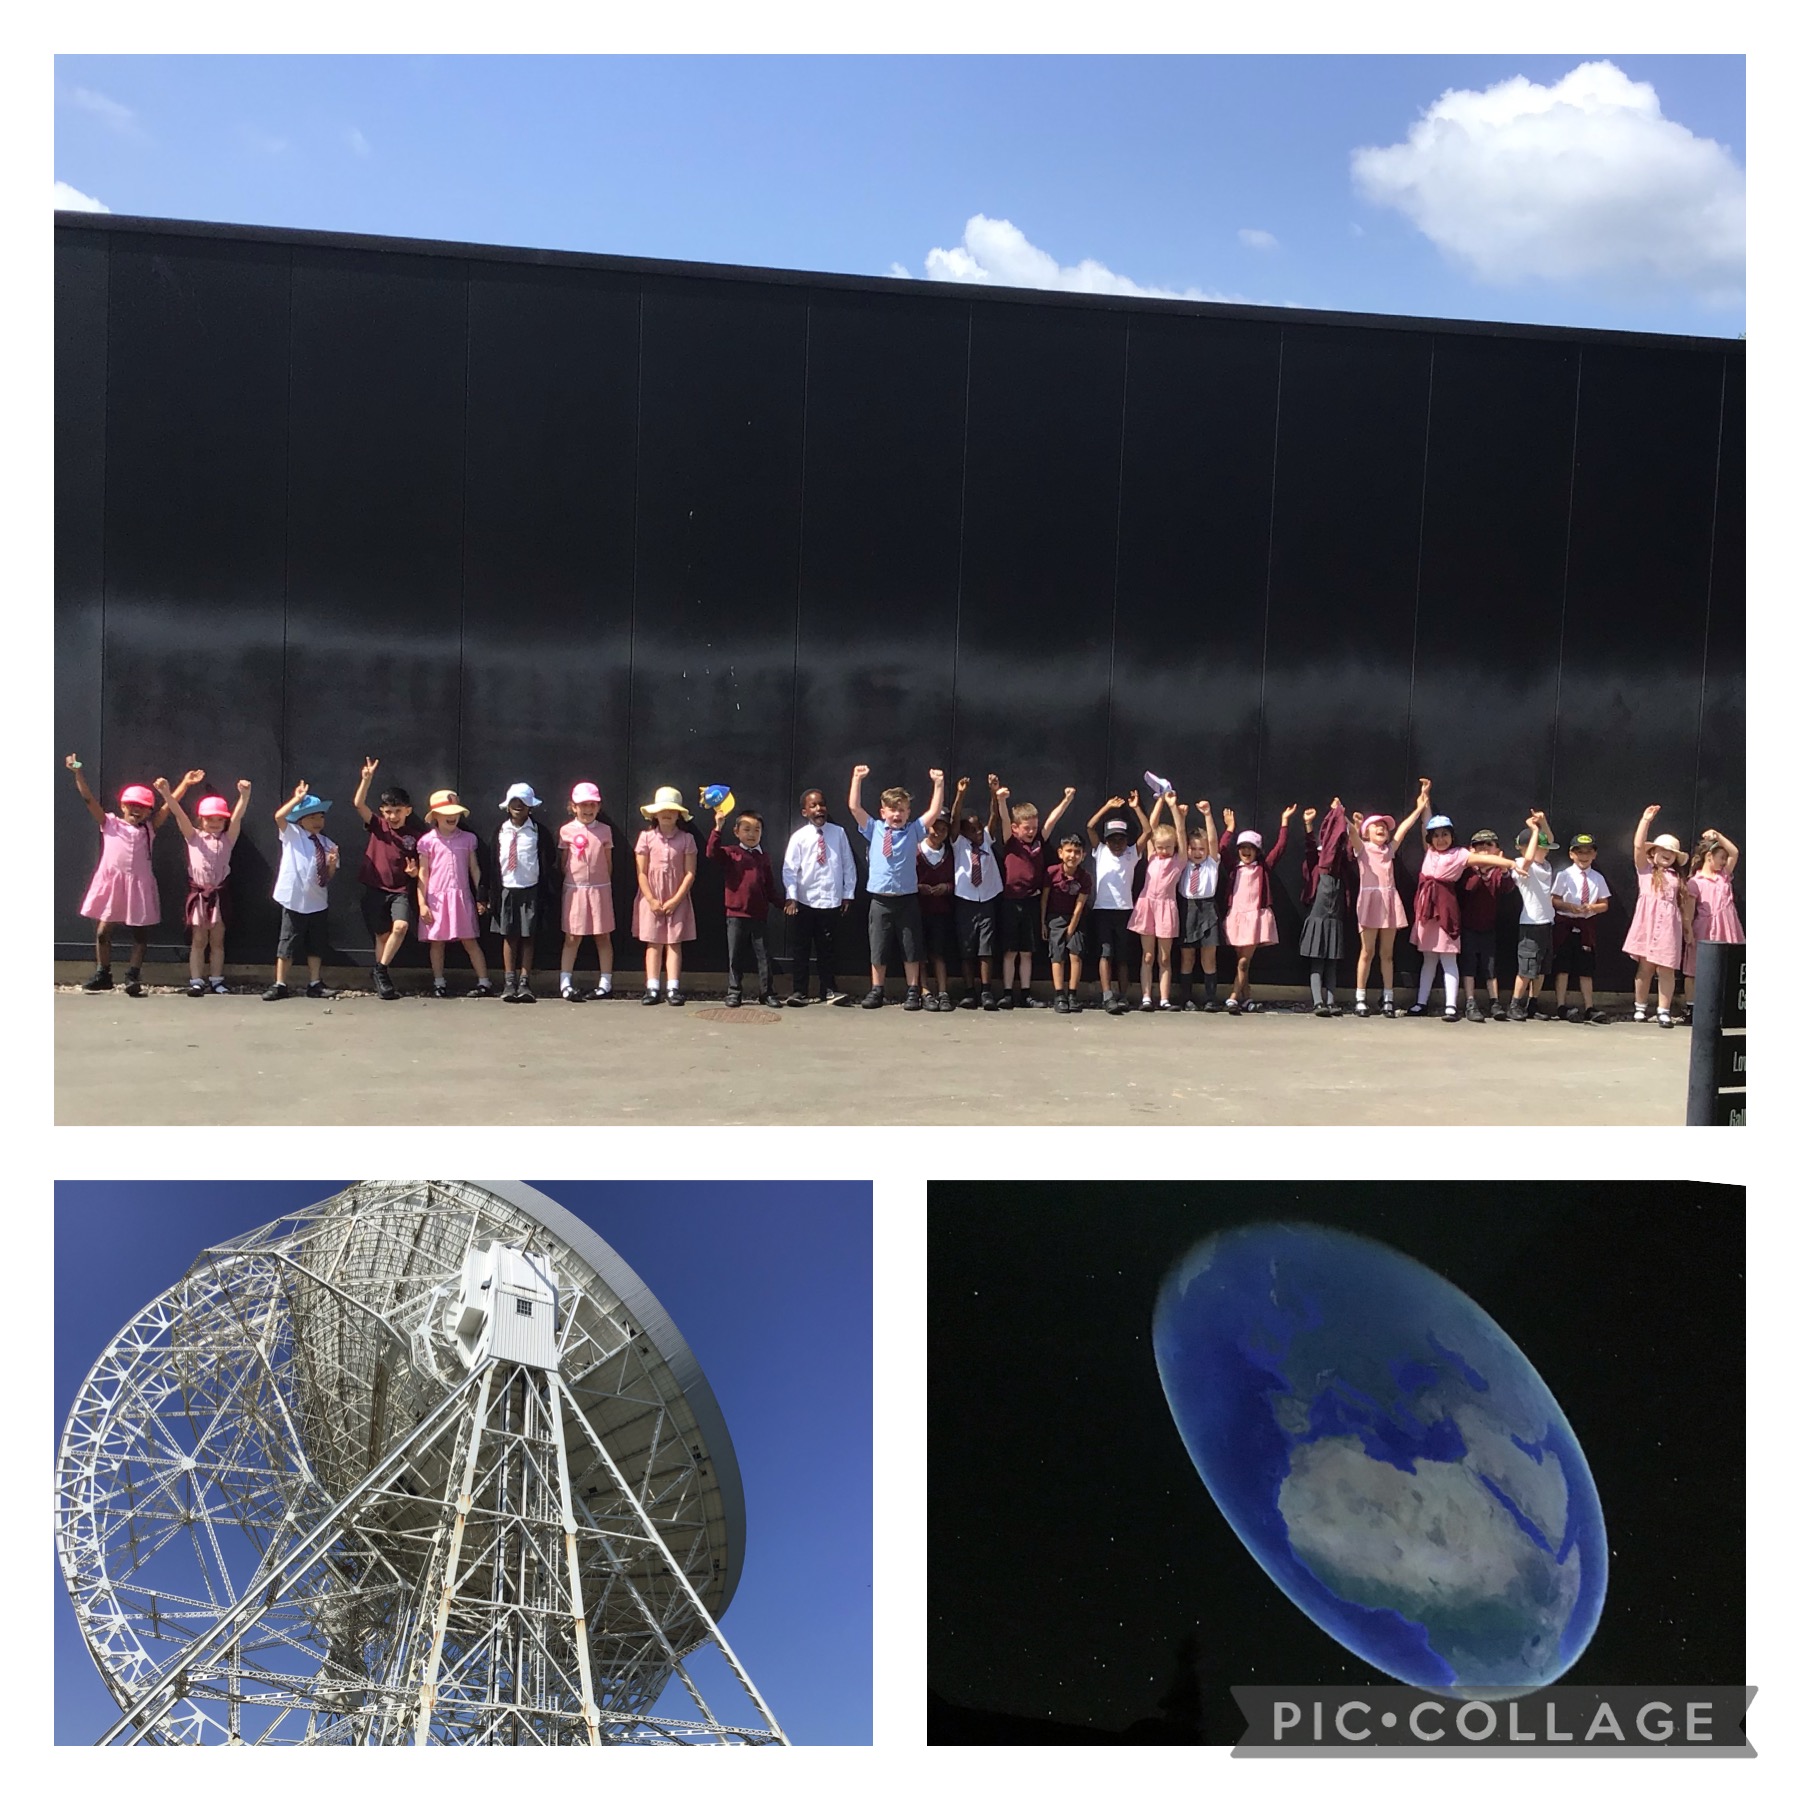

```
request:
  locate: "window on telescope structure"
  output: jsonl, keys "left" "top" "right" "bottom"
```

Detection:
{"left": 516, "top": 1298, "right": 533, "bottom": 1316}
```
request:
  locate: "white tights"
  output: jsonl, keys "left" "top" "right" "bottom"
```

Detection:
{"left": 1416, "top": 951, "right": 1460, "bottom": 1011}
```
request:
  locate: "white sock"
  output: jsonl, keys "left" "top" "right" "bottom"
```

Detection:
{"left": 597, "top": 973, "right": 611, "bottom": 993}
{"left": 668, "top": 979, "right": 680, "bottom": 993}
{"left": 560, "top": 972, "right": 573, "bottom": 989}
{"left": 646, "top": 978, "right": 660, "bottom": 994}
{"left": 1356, "top": 988, "right": 1367, "bottom": 1001}
{"left": 1383, "top": 988, "right": 1394, "bottom": 1002}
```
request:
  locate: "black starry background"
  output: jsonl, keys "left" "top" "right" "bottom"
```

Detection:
{"left": 926, "top": 1183, "right": 1744, "bottom": 1745}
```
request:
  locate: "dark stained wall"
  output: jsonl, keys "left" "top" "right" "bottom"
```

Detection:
{"left": 55, "top": 219, "right": 1746, "bottom": 986}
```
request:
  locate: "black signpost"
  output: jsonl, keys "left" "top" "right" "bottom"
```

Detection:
{"left": 1686, "top": 940, "right": 1746, "bottom": 1126}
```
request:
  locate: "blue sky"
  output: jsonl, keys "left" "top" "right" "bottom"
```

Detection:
{"left": 54, "top": 54, "right": 1744, "bottom": 337}
{"left": 52, "top": 1179, "right": 872, "bottom": 1746}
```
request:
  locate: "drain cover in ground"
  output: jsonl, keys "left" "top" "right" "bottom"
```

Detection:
{"left": 691, "top": 1005, "right": 783, "bottom": 1023}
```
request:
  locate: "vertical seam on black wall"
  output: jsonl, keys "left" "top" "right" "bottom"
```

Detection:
{"left": 1404, "top": 340, "right": 1436, "bottom": 789}
{"left": 948, "top": 306, "right": 974, "bottom": 777}
{"left": 456, "top": 264, "right": 472, "bottom": 784}
{"left": 278, "top": 247, "right": 294, "bottom": 793}
{"left": 788, "top": 301, "right": 811, "bottom": 822}
{"left": 98, "top": 240, "right": 111, "bottom": 786}
{"left": 1548, "top": 347, "right": 1583, "bottom": 818}
{"left": 1690, "top": 351, "right": 1729, "bottom": 842}
{"left": 624, "top": 285, "right": 645, "bottom": 837}
{"left": 1103, "top": 324, "right": 1131, "bottom": 787}
{"left": 1255, "top": 332, "right": 1285, "bottom": 822}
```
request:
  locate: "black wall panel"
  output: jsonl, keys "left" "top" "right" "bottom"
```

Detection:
{"left": 54, "top": 231, "right": 109, "bottom": 952}
{"left": 1408, "top": 333, "right": 1578, "bottom": 846}
{"left": 1555, "top": 343, "right": 1725, "bottom": 985}
{"left": 955, "top": 307, "right": 1127, "bottom": 819}
{"left": 460, "top": 263, "right": 643, "bottom": 946}
{"left": 54, "top": 220, "right": 1745, "bottom": 980}
{"left": 1111, "top": 314, "right": 1281, "bottom": 835}
{"left": 1695, "top": 349, "right": 1746, "bottom": 918}
{"left": 284, "top": 249, "right": 469, "bottom": 953}
{"left": 629, "top": 278, "right": 807, "bottom": 972}
{"left": 101, "top": 239, "right": 293, "bottom": 950}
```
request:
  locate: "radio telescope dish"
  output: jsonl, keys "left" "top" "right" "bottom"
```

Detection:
{"left": 55, "top": 1180, "right": 788, "bottom": 1746}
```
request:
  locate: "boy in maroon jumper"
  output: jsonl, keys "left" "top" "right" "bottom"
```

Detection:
{"left": 1040, "top": 831, "right": 1093, "bottom": 1013}
{"left": 994, "top": 783, "right": 1077, "bottom": 1008}
{"left": 1458, "top": 827, "right": 1511, "bottom": 1021}
{"left": 704, "top": 800, "right": 781, "bottom": 1008}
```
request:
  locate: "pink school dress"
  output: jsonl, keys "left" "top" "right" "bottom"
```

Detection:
{"left": 1127, "top": 851, "right": 1182, "bottom": 939}
{"left": 1622, "top": 868, "right": 1684, "bottom": 970}
{"left": 417, "top": 828, "right": 481, "bottom": 941}
{"left": 559, "top": 818, "right": 616, "bottom": 935}
{"left": 634, "top": 827, "right": 697, "bottom": 944}
{"left": 1352, "top": 835, "right": 1407, "bottom": 930}
{"left": 1682, "top": 870, "right": 1744, "bottom": 977}
{"left": 184, "top": 831, "right": 234, "bottom": 928}
{"left": 80, "top": 814, "right": 160, "bottom": 927}
{"left": 1411, "top": 846, "right": 1470, "bottom": 953}
{"left": 1224, "top": 861, "right": 1279, "bottom": 947}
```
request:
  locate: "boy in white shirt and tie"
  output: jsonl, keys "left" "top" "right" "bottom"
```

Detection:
{"left": 1550, "top": 832, "right": 1612, "bottom": 1022}
{"left": 781, "top": 788, "right": 856, "bottom": 1005}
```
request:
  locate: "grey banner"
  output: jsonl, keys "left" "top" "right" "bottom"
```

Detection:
{"left": 1232, "top": 1686, "right": 1755, "bottom": 1756}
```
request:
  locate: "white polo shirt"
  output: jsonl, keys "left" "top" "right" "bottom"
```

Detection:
{"left": 1513, "top": 857, "right": 1555, "bottom": 926}
{"left": 1092, "top": 842, "right": 1139, "bottom": 910}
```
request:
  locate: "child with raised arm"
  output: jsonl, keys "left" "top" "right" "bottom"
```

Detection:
{"left": 352, "top": 757, "right": 424, "bottom": 1000}
{"left": 1685, "top": 830, "right": 1744, "bottom": 967}
{"left": 705, "top": 795, "right": 781, "bottom": 1008}
{"left": 917, "top": 811, "right": 958, "bottom": 1011}
{"left": 949, "top": 775, "right": 1005, "bottom": 1011}
{"left": 1350, "top": 779, "right": 1430, "bottom": 1017}
{"left": 1086, "top": 791, "right": 1148, "bottom": 1016}
{"left": 1176, "top": 798, "right": 1222, "bottom": 1011}
{"left": 1218, "top": 803, "right": 1296, "bottom": 1014}
{"left": 264, "top": 781, "right": 340, "bottom": 1001}
{"left": 67, "top": 755, "right": 199, "bottom": 995}
{"left": 996, "top": 783, "right": 1076, "bottom": 1008}
{"left": 1498, "top": 812, "right": 1558, "bottom": 1021}
{"left": 1297, "top": 798, "right": 1350, "bottom": 1017}
{"left": 1550, "top": 832, "right": 1612, "bottom": 1022}
{"left": 158, "top": 775, "right": 251, "bottom": 995}
{"left": 1127, "top": 788, "right": 1183, "bottom": 1012}
{"left": 782, "top": 788, "right": 856, "bottom": 1006}
{"left": 1041, "top": 830, "right": 1092, "bottom": 1013}
{"left": 847, "top": 762, "right": 945, "bottom": 1011}
{"left": 1459, "top": 830, "right": 1510, "bottom": 1021}
{"left": 635, "top": 787, "right": 699, "bottom": 1006}
{"left": 1622, "top": 804, "right": 1689, "bottom": 1029}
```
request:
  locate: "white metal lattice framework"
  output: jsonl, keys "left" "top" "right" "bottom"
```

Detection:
{"left": 55, "top": 1180, "right": 789, "bottom": 1746}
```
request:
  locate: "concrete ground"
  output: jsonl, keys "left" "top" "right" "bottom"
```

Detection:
{"left": 55, "top": 975, "right": 1689, "bottom": 1125}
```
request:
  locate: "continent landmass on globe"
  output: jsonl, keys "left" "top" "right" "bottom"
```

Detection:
{"left": 1154, "top": 1223, "right": 1606, "bottom": 1693}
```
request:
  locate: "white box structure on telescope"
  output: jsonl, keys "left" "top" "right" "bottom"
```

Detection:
{"left": 446, "top": 1241, "right": 560, "bottom": 1370}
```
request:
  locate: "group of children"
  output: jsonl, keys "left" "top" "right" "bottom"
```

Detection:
{"left": 66, "top": 756, "right": 1744, "bottom": 1025}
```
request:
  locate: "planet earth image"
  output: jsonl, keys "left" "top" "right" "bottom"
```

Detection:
{"left": 1153, "top": 1222, "right": 1606, "bottom": 1693}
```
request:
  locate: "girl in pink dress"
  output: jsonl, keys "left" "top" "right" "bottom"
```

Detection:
{"left": 1682, "top": 829, "right": 1744, "bottom": 985}
{"left": 1621, "top": 803, "right": 1688, "bottom": 1028}
{"left": 635, "top": 787, "right": 699, "bottom": 1006}
{"left": 416, "top": 792, "right": 493, "bottom": 997}
{"left": 158, "top": 776, "right": 252, "bottom": 995}
{"left": 1218, "top": 803, "right": 1296, "bottom": 1013}
{"left": 558, "top": 781, "right": 616, "bottom": 1002}
{"left": 1350, "top": 780, "right": 1430, "bottom": 1017}
{"left": 67, "top": 754, "right": 201, "bottom": 996}
{"left": 1127, "top": 790, "right": 1183, "bottom": 1012}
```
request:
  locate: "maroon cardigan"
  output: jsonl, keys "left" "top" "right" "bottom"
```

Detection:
{"left": 706, "top": 828, "right": 778, "bottom": 919}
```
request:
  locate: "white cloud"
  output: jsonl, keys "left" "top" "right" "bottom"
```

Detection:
{"left": 345, "top": 126, "right": 371, "bottom": 157}
{"left": 915, "top": 214, "right": 1235, "bottom": 302}
{"left": 54, "top": 181, "right": 109, "bottom": 213}
{"left": 1352, "top": 60, "right": 1744, "bottom": 299}
{"left": 67, "top": 85, "right": 140, "bottom": 136}
{"left": 1238, "top": 228, "right": 1278, "bottom": 251}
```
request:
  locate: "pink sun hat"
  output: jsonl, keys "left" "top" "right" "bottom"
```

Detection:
{"left": 119, "top": 784, "right": 156, "bottom": 810}
{"left": 195, "top": 795, "right": 233, "bottom": 819}
{"left": 1360, "top": 813, "right": 1396, "bottom": 837}
{"left": 570, "top": 782, "right": 602, "bottom": 805}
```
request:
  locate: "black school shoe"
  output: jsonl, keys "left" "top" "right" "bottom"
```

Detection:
{"left": 123, "top": 967, "right": 144, "bottom": 996}
{"left": 980, "top": 988, "right": 999, "bottom": 1012}
{"left": 306, "top": 980, "right": 334, "bottom": 999}
{"left": 187, "top": 978, "right": 207, "bottom": 997}
{"left": 957, "top": 992, "right": 979, "bottom": 1010}
{"left": 262, "top": 982, "right": 288, "bottom": 1001}
{"left": 562, "top": 984, "right": 585, "bottom": 1002}
{"left": 641, "top": 988, "right": 663, "bottom": 1005}
{"left": 903, "top": 987, "right": 924, "bottom": 1011}
{"left": 760, "top": 991, "right": 783, "bottom": 1009}
{"left": 666, "top": 989, "right": 685, "bottom": 1006}
{"left": 995, "top": 993, "right": 1014, "bottom": 1010}
{"left": 725, "top": 989, "right": 742, "bottom": 1008}
{"left": 81, "top": 968, "right": 114, "bottom": 992}
{"left": 1464, "top": 998, "right": 1484, "bottom": 1022}
{"left": 373, "top": 963, "right": 398, "bottom": 1000}
{"left": 861, "top": 989, "right": 884, "bottom": 1009}
{"left": 786, "top": 990, "right": 810, "bottom": 1008}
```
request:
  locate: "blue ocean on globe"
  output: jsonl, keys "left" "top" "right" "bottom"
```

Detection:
{"left": 1153, "top": 1223, "right": 1606, "bottom": 1692}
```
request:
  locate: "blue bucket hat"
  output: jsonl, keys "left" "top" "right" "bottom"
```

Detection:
{"left": 289, "top": 793, "right": 332, "bottom": 823}
{"left": 1425, "top": 813, "right": 1454, "bottom": 832}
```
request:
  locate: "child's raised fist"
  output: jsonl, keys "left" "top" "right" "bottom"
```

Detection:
{"left": 64, "top": 752, "right": 82, "bottom": 771}
{"left": 237, "top": 779, "right": 252, "bottom": 795}
{"left": 1303, "top": 807, "right": 1318, "bottom": 828}
{"left": 851, "top": 763, "right": 871, "bottom": 780}
{"left": 927, "top": 768, "right": 944, "bottom": 784}
{"left": 153, "top": 776, "right": 172, "bottom": 796}
{"left": 183, "top": 769, "right": 206, "bottom": 787}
